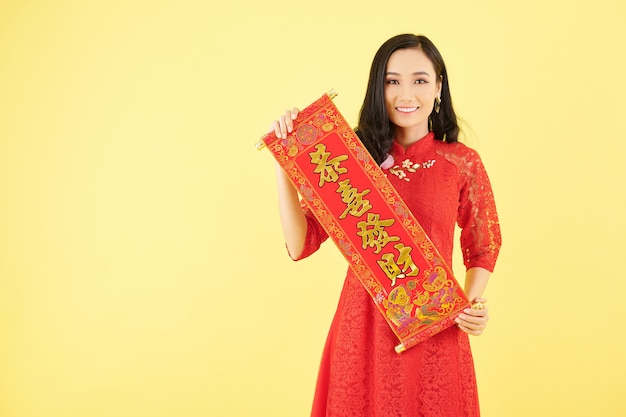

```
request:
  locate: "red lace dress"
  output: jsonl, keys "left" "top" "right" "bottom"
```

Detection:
{"left": 294, "top": 132, "right": 502, "bottom": 417}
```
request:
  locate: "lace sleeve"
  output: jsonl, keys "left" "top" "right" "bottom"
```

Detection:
{"left": 455, "top": 148, "right": 502, "bottom": 272}
{"left": 289, "top": 200, "right": 329, "bottom": 261}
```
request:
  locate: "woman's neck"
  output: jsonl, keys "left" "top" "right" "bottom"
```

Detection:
{"left": 394, "top": 126, "right": 430, "bottom": 148}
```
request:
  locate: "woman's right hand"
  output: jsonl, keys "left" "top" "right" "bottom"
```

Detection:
{"left": 269, "top": 108, "right": 300, "bottom": 139}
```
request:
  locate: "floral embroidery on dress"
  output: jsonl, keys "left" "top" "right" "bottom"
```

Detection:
{"left": 388, "top": 158, "right": 436, "bottom": 181}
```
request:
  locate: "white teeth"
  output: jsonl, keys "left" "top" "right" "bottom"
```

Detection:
{"left": 396, "top": 107, "right": 417, "bottom": 113}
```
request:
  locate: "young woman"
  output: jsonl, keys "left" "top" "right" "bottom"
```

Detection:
{"left": 270, "top": 34, "right": 502, "bottom": 417}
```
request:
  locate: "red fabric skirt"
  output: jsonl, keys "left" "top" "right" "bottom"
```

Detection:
{"left": 311, "top": 270, "right": 480, "bottom": 417}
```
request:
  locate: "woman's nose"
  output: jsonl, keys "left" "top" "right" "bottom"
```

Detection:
{"left": 399, "top": 84, "right": 417, "bottom": 101}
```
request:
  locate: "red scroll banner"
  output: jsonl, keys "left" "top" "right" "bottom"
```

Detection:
{"left": 258, "top": 91, "right": 470, "bottom": 353}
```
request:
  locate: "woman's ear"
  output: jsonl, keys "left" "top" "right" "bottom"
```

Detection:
{"left": 437, "top": 74, "right": 443, "bottom": 97}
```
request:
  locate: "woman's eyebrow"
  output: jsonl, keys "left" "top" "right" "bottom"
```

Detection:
{"left": 385, "top": 71, "right": 431, "bottom": 76}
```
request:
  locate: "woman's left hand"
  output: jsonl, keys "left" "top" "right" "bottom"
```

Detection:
{"left": 455, "top": 298, "right": 489, "bottom": 336}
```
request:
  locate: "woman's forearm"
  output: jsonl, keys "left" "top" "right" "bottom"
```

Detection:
{"left": 464, "top": 266, "right": 491, "bottom": 302}
{"left": 455, "top": 266, "right": 492, "bottom": 335}
{"left": 275, "top": 163, "right": 307, "bottom": 259}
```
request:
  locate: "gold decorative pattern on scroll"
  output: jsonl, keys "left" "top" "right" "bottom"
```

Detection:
{"left": 422, "top": 266, "right": 447, "bottom": 292}
{"left": 255, "top": 89, "right": 337, "bottom": 150}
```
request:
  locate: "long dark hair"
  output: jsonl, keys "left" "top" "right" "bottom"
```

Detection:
{"left": 355, "top": 34, "right": 459, "bottom": 165}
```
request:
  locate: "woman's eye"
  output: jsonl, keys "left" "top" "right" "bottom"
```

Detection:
{"left": 415, "top": 79, "right": 427, "bottom": 84}
{"left": 385, "top": 79, "right": 399, "bottom": 85}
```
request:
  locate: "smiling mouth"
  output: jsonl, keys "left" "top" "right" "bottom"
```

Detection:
{"left": 396, "top": 107, "right": 418, "bottom": 113}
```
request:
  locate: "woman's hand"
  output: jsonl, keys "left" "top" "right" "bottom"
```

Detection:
{"left": 455, "top": 297, "right": 490, "bottom": 336}
{"left": 269, "top": 108, "right": 300, "bottom": 139}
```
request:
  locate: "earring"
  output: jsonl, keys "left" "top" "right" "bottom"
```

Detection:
{"left": 435, "top": 97, "right": 441, "bottom": 114}
{"left": 428, "top": 116, "right": 433, "bottom": 131}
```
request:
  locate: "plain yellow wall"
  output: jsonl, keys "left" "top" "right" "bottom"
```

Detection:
{"left": 1, "top": 0, "right": 625, "bottom": 416}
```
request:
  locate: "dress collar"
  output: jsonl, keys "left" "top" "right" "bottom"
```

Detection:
{"left": 390, "top": 131, "right": 436, "bottom": 157}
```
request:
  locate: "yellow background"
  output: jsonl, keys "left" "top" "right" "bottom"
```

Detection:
{"left": 1, "top": 0, "right": 624, "bottom": 416}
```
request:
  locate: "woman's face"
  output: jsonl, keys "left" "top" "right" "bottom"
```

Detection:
{"left": 384, "top": 47, "right": 441, "bottom": 138}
